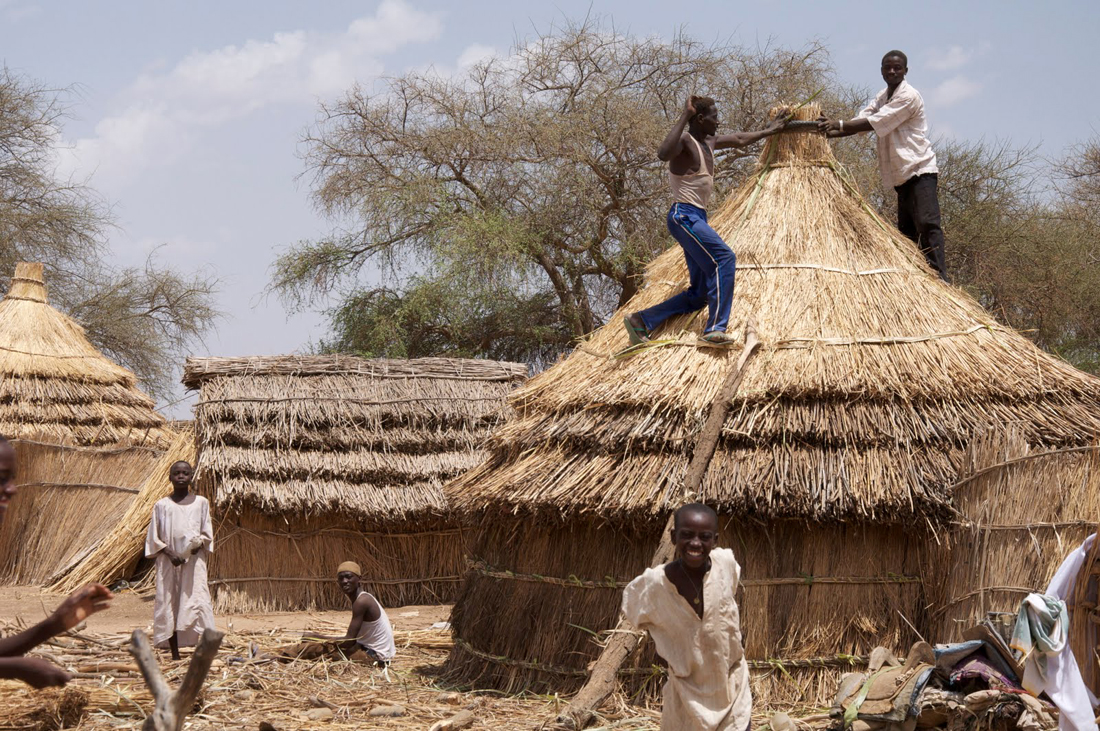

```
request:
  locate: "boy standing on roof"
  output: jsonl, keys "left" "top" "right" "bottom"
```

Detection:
{"left": 145, "top": 460, "right": 215, "bottom": 660}
{"left": 624, "top": 96, "right": 788, "bottom": 348}
{"left": 622, "top": 503, "right": 750, "bottom": 731}
{"left": 0, "top": 437, "right": 114, "bottom": 688}
{"left": 817, "top": 51, "right": 947, "bottom": 280}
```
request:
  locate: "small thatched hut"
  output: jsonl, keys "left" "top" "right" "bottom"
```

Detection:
{"left": 442, "top": 105, "right": 1100, "bottom": 705}
{"left": 0, "top": 263, "right": 175, "bottom": 584}
{"left": 182, "top": 355, "right": 527, "bottom": 612}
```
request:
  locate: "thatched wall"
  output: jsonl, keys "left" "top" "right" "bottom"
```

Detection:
{"left": 933, "top": 430, "right": 1100, "bottom": 641}
{"left": 209, "top": 512, "right": 465, "bottom": 612}
{"left": 51, "top": 428, "right": 197, "bottom": 593}
{"left": 184, "top": 355, "right": 526, "bottom": 611}
{"left": 446, "top": 516, "right": 926, "bottom": 705}
{"left": 443, "top": 105, "right": 1100, "bottom": 706}
{"left": 0, "top": 440, "right": 162, "bottom": 584}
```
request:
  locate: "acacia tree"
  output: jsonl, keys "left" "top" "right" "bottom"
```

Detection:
{"left": 0, "top": 67, "right": 220, "bottom": 397}
{"left": 275, "top": 20, "right": 854, "bottom": 362}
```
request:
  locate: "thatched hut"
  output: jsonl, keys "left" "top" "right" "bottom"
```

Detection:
{"left": 442, "top": 105, "right": 1100, "bottom": 705}
{"left": 182, "top": 355, "right": 527, "bottom": 612}
{"left": 0, "top": 262, "right": 175, "bottom": 584}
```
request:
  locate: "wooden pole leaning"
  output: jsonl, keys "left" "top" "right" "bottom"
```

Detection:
{"left": 556, "top": 317, "right": 762, "bottom": 730}
{"left": 129, "top": 627, "right": 224, "bottom": 731}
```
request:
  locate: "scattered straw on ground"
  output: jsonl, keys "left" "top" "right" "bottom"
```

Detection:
{"left": 0, "top": 618, "right": 831, "bottom": 730}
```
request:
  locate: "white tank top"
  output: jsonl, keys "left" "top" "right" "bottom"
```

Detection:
{"left": 669, "top": 135, "right": 714, "bottom": 210}
{"left": 355, "top": 591, "right": 396, "bottom": 660}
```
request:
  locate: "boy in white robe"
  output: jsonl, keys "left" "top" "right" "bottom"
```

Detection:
{"left": 622, "top": 503, "right": 751, "bottom": 731}
{"left": 145, "top": 460, "right": 215, "bottom": 660}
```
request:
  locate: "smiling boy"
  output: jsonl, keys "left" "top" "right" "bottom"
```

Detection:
{"left": 622, "top": 504, "right": 750, "bottom": 731}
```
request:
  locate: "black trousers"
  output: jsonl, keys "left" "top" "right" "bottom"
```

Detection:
{"left": 895, "top": 173, "right": 947, "bottom": 280}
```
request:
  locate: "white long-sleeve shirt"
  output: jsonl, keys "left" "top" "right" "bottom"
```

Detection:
{"left": 858, "top": 80, "right": 939, "bottom": 189}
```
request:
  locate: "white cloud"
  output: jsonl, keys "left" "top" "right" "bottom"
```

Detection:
{"left": 927, "top": 46, "right": 971, "bottom": 71}
{"left": 929, "top": 75, "right": 982, "bottom": 107}
{"left": 925, "top": 41, "right": 991, "bottom": 71}
{"left": 457, "top": 43, "right": 497, "bottom": 69}
{"left": 57, "top": 0, "right": 442, "bottom": 187}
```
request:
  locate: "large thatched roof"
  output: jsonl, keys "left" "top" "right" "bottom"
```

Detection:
{"left": 183, "top": 355, "right": 527, "bottom": 520}
{"left": 0, "top": 262, "right": 172, "bottom": 447}
{"left": 448, "top": 104, "right": 1100, "bottom": 524}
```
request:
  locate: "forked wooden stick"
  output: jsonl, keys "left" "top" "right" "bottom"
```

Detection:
{"left": 129, "top": 627, "right": 224, "bottom": 731}
{"left": 556, "top": 317, "right": 762, "bottom": 729}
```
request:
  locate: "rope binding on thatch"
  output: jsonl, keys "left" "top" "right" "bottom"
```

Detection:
{"left": 466, "top": 559, "right": 919, "bottom": 589}
{"left": 209, "top": 575, "right": 462, "bottom": 587}
{"left": 452, "top": 637, "right": 868, "bottom": 676}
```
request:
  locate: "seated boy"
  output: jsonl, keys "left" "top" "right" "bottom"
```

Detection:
{"left": 257, "top": 561, "right": 396, "bottom": 665}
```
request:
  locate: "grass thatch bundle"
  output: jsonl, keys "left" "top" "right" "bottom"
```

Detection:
{"left": 50, "top": 427, "right": 197, "bottom": 593}
{"left": 183, "top": 355, "right": 526, "bottom": 611}
{"left": 0, "top": 439, "right": 162, "bottom": 584}
{"left": 443, "top": 104, "right": 1100, "bottom": 704}
{"left": 0, "top": 262, "right": 173, "bottom": 448}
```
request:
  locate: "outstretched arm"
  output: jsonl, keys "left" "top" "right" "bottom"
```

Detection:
{"left": 816, "top": 115, "right": 873, "bottom": 138}
{"left": 0, "top": 584, "right": 112, "bottom": 657}
{"left": 0, "top": 656, "right": 71, "bottom": 688}
{"left": 714, "top": 113, "right": 791, "bottom": 150}
{"left": 657, "top": 97, "right": 698, "bottom": 161}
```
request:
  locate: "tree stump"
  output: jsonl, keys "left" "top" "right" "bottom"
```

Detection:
{"left": 128, "top": 628, "right": 224, "bottom": 731}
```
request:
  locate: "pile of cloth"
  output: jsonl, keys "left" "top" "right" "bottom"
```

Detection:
{"left": 830, "top": 624, "right": 1059, "bottom": 731}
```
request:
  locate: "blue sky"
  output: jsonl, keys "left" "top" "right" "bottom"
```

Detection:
{"left": 1, "top": 0, "right": 1097, "bottom": 415}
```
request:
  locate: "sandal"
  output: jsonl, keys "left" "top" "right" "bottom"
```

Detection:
{"left": 697, "top": 330, "right": 738, "bottom": 348}
{"left": 623, "top": 314, "right": 651, "bottom": 345}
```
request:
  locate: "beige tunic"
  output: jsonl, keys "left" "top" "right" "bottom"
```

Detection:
{"left": 145, "top": 495, "right": 215, "bottom": 647}
{"left": 622, "top": 548, "right": 751, "bottom": 731}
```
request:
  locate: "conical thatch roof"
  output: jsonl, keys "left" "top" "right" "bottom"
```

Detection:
{"left": 0, "top": 262, "right": 172, "bottom": 447}
{"left": 448, "top": 104, "right": 1100, "bottom": 523}
{"left": 183, "top": 355, "right": 528, "bottom": 520}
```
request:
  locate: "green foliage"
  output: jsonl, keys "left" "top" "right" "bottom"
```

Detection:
{"left": 277, "top": 18, "right": 853, "bottom": 361}
{"left": 283, "top": 20, "right": 1100, "bottom": 377}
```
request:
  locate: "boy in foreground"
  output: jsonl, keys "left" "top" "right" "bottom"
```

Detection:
{"left": 0, "top": 437, "right": 113, "bottom": 687}
{"left": 624, "top": 96, "right": 788, "bottom": 348}
{"left": 145, "top": 460, "right": 215, "bottom": 660}
{"left": 622, "top": 503, "right": 750, "bottom": 731}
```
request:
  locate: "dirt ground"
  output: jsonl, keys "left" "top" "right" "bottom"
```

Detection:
{"left": 0, "top": 587, "right": 661, "bottom": 730}
{"left": 0, "top": 585, "right": 453, "bottom": 636}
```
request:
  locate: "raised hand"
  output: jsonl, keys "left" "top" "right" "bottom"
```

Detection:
{"left": 684, "top": 96, "right": 699, "bottom": 117}
{"left": 50, "top": 584, "right": 112, "bottom": 632}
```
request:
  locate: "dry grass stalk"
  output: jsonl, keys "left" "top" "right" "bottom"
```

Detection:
{"left": 184, "top": 355, "right": 525, "bottom": 610}
{"left": 51, "top": 428, "right": 197, "bottom": 593}
{"left": 443, "top": 104, "right": 1100, "bottom": 705}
